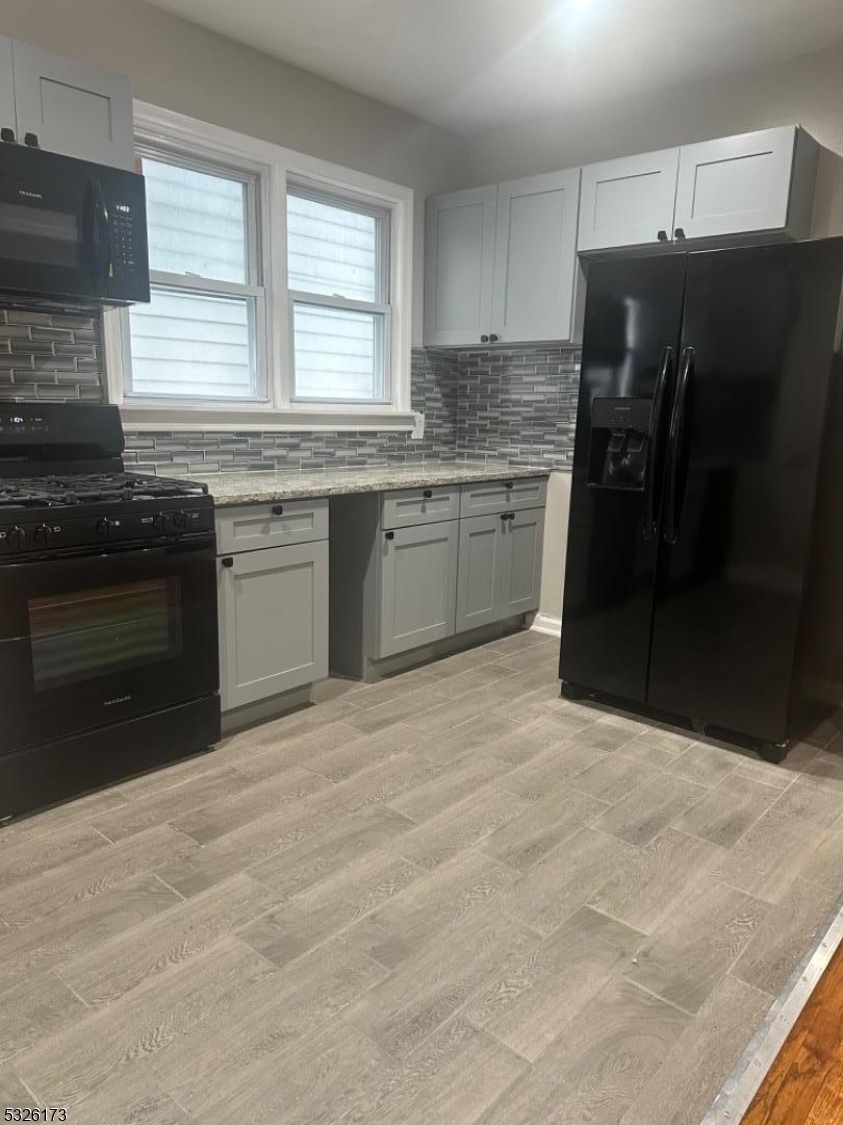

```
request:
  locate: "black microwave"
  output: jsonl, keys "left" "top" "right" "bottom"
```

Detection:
{"left": 0, "top": 142, "right": 150, "bottom": 307}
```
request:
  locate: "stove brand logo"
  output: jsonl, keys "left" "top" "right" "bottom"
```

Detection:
{"left": 103, "top": 694, "right": 132, "bottom": 708}
{"left": 18, "top": 189, "right": 43, "bottom": 201}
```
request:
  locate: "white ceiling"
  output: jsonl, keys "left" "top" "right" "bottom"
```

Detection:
{"left": 144, "top": 0, "right": 843, "bottom": 134}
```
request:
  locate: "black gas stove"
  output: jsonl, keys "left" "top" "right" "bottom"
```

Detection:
{"left": 0, "top": 403, "right": 220, "bottom": 822}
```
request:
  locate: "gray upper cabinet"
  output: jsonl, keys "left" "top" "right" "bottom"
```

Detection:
{"left": 379, "top": 520, "right": 458, "bottom": 657}
{"left": 424, "top": 186, "right": 497, "bottom": 347}
{"left": 672, "top": 126, "right": 818, "bottom": 241}
{"left": 579, "top": 126, "right": 819, "bottom": 253}
{"left": 578, "top": 147, "right": 680, "bottom": 252}
{"left": 0, "top": 38, "right": 16, "bottom": 138}
{"left": 8, "top": 39, "right": 133, "bottom": 169}
{"left": 218, "top": 540, "right": 329, "bottom": 712}
{"left": 490, "top": 168, "right": 581, "bottom": 344}
{"left": 456, "top": 514, "right": 506, "bottom": 633}
{"left": 500, "top": 507, "right": 545, "bottom": 618}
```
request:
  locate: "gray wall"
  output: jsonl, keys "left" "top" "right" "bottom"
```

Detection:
{"left": 0, "top": 0, "right": 467, "bottom": 344}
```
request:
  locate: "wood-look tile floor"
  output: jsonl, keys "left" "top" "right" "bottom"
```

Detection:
{"left": 2, "top": 630, "right": 843, "bottom": 1125}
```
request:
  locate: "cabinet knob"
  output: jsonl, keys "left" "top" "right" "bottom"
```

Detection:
{"left": 674, "top": 227, "right": 686, "bottom": 240}
{"left": 385, "top": 531, "right": 395, "bottom": 541}
{"left": 500, "top": 512, "right": 508, "bottom": 521}
{"left": 221, "top": 556, "right": 234, "bottom": 568}
{"left": 657, "top": 229, "right": 668, "bottom": 241}
{"left": 0, "top": 127, "right": 15, "bottom": 143}
{"left": 271, "top": 504, "right": 284, "bottom": 515}
{"left": 505, "top": 481, "right": 513, "bottom": 489}
{"left": 422, "top": 489, "right": 433, "bottom": 499}
{"left": 489, "top": 333, "right": 499, "bottom": 343}
{"left": 480, "top": 335, "right": 489, "bottom": 344}
{"left": 23, "top": 133, "right": 39, "bottom": 148}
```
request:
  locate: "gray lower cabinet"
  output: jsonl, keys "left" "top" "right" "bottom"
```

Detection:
{"left": 218, "top": 540, "right": 329, "bottom": 711}
{"left": 379, "top": 521, "right": 459, "bottom": 657}
{"left": 500, "top": 508, "right": 545, "bottom": 617}
{"left": 456, "top": 513, "right": 507, "bottom": 633}
{"left": 329, "top": 477, "right": 547, "bottom": 679}
{"left": 456, "top": 508, "right": 545, "bottom": 634}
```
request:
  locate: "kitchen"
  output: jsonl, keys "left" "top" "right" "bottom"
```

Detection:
{"left": 1, "top": 1, "right": 843, "bottom": 1122}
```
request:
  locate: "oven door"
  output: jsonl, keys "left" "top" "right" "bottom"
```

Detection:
{"left": 0, "top": 536, "right": 219, "bottom": 757}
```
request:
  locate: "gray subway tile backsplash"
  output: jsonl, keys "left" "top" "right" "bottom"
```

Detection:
{"left": 0, "top": 304, "right": 580, "bottom": 471}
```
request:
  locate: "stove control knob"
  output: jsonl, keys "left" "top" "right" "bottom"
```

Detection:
{"left": 32, "top": 523, "right": 51, "bottom": 548}
{"left": 95, "top": 517, "right": 113, "bottom": 539}
{"left": 5, "top": 525, "right": 25, "bottom": 551}
{"left": 170, "top": 510, "right": 187, "bottom": 531}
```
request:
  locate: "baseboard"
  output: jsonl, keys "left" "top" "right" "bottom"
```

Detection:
{"left": 531, "top": 613, "right": 562, "bottom": 638}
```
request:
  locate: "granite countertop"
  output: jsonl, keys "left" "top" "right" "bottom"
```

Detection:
{"left": 187, "top": 460, "right": 551, "bottom": 506}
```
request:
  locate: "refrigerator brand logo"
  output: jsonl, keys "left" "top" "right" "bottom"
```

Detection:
{"left": 18, "top": 189, "right": 43, "bottom": 200}
{"left": 103, "top": 694, "right": 132, "bottom": 708}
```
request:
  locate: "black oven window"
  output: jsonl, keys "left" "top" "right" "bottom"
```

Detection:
{"left": 28, "top": 577, "right": 183, "bottom": 691}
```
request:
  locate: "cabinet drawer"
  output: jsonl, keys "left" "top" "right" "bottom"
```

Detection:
{"left": 216, "top": 498, "right": 328, "bottom": 555}
{"left": 381, "top": 486, "right": 461, "bottom": 529}
{"left": 460, "top": 477, "right": 547, "bottom": 517}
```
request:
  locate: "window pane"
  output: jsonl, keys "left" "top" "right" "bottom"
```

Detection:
{"left": 129, "top": 287, "right": 257, "bottom": 399}
{"left": 293, "top": 302, "right": 384, "bottom": 401}
{"left": 287, "top": 192, "right": 381, "bottom": 302}
{"left": 142, "top": 157, "right": 248, "bottom": 284}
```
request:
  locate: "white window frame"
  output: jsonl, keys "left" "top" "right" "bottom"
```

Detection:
{"left": 120, "top": 143, "right": 268, "bottom": 406}
{"left": 105, "top": 101, "right": 415, "bottom": 432}
{"left": 287, "top": 181, "right": 391, "bottom": 406}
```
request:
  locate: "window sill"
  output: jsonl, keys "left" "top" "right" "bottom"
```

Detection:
{"left": 117, "top": 403, "right": 419, "bottom": 433}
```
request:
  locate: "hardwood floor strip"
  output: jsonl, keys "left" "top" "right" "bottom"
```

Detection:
{"left": 59, "top": 873, "right": 279, "bottom": 1005}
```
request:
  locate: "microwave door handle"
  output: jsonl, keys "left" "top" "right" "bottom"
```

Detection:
{"left": 93, "top": 180, "right": 112, "bottom": 290}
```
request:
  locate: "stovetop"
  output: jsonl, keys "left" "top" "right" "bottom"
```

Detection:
{"left": 0, "top": 471, "right": 208, "bottom": 511}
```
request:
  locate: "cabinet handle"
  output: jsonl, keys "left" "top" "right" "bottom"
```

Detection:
{"left": 271, "top": 504, "right": 284, "bottom": 515}
{"left": 489, "top": 333, "right": 499, "bottom": 343}
{"left": 674, "top": 227, "right": 686, "bottom": 240}
{"left": 480, "top": 335, "right": 489, "bottom": 344}
{"left": 422, "top": 489, "right": 433, "bottom": 499}
{"left": 221, "top": 557, "right": 234, "bottom": 568}
{"left": 385, "top": 531, "right": 395, "bottom": 540}
{"left": 657, "top": 229, "right": 668, "bottom": 241}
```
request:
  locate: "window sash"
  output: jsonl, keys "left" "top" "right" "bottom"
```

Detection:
{"left": 286, "top": 182, "right": 390, "bottom": 307}
{"left": 126, "top": 283, "right": 268, "bottom": 404}
{"left": 289, "top": 298, "right": 390, "bottom": 405}
{"left": 286, "top": 184, "right": 391, "bottom": 406}
{"left": 122, "top": 144, "right": 267, "bottom": 405}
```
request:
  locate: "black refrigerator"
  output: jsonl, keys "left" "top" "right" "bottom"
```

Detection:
{"left": 560, "top": 238, "right": 843, "bottom": 760}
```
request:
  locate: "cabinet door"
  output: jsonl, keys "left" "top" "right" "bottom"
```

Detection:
{"left": 379, "top": 521, "right": 458, "bottom": 657}
{"left": 673, "top": 126, "right": 799, "bottom": 240}
{"left": 11, "top": 40, "right": 133, "bottom": 169}
{"left": 219, "top": 541, "right": 328, "bottom": 711}
{"left": 491, "top": 169, "right": 581, "bottom": 343}
{"left": 0, "top": 38, "right": 15, "bottom": 139}
{"left": 424, "top": 186, "right": 497, "bottom": 347}
{"left": 578, "top": 149, "right": 680, "bottom": 251}
{"left": 500, "top": 509, "right": 545, "bottom": 618}
{"left": 456, "top": 514, "right": 506, "bottom": 633}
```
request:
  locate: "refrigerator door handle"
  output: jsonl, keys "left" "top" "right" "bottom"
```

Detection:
{"left": 663, "top": 345, "right": 695, "bottom": 546}
{"left": 643, "top": 345, "right": 674, "bottom": 540}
